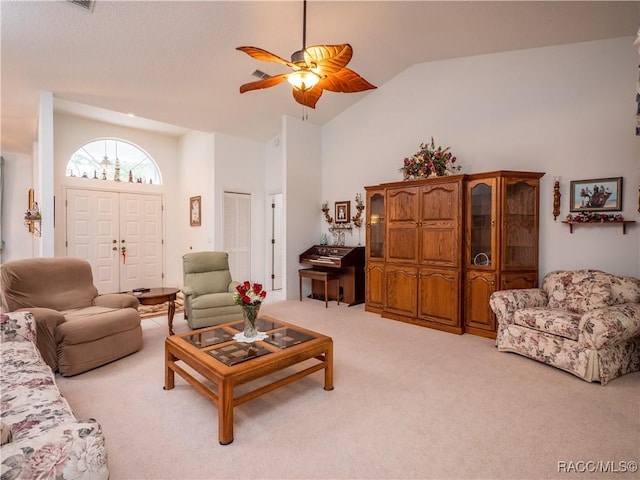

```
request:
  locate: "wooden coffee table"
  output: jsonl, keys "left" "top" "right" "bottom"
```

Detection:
{"left": 164, "top": 316, "right": 333, "bottom": 445}
{"left": 129, "top": 287, "right": 180, "bottom": 335}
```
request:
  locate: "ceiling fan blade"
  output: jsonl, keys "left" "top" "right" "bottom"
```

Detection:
{"left": 239, "top": 74, "right": 289, "bottom": 93}
{"left": 292, "top": 86, "right": 323, "bottom": 109}
{"left": 236, "top": 46, "right": 297, "bottom": 69}
{"left": 318, "top": 68, "right": 377, "bottom": 93}
{"left": 304, "top": 44, "right": 353, "bottom": 76}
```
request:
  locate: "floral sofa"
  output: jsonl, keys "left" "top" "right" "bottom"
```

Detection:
{"left": 489, "top": 269, "right": 640, "bottom": 385}
{"left": 1, "top": 312, "right": 109, "bottom": 479}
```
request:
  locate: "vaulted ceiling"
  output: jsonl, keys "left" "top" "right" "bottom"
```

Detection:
{"left": 2, "top": 1, "right": 638, "bottom": 154}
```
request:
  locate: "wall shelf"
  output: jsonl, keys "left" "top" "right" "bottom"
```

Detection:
{"left": 562, "top": 220, "right": 636, "bottom": 234}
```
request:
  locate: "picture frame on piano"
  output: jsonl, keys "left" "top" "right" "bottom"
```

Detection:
{"left": 335, "top": 201, "right": 350, "bottom": 224}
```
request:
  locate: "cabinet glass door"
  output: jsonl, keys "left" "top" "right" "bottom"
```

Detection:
{"left": 469, "top": 181, "right": 493, "bottom": 267}
{"left": 503, "top": 180, "right": 537, "bottom": 268}
{"left": 368, "top": 193, "right": 385, "bottom": 259}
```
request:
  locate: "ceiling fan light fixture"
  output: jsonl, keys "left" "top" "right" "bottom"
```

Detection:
{"left": 287, "top": 69, "right": 320, "bottom": 91}
{"left": 236, "top": 0, "right": 376, "bottom": 107}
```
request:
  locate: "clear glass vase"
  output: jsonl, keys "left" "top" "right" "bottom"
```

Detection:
{"left": 242, "top": 304, "right": 260, "bottom": 338}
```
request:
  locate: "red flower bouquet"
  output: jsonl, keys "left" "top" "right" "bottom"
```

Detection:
{"left": 234, "top": 281, "right": 267, "bottom": 306}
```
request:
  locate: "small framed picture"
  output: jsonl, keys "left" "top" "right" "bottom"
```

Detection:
{"left": 569, "top": 177, "right": 622, "bottom": 212}
{"left": 335, "top": 201, "right": 350, "bottom": 224}
{"left": 190, "top": 196, "right": 201, "bottom": 226}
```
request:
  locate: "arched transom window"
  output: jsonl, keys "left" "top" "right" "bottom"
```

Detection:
{"left": 66, "top": 138, "right": 162, "bottom": 185}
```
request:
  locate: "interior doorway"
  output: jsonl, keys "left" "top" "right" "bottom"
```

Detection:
{"left": 270, "top": 193, "right": 283, "bottom": 291}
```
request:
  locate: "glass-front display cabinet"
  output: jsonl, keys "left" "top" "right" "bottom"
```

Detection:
{"left": 503, "top": 179, "right": 539, "bottom": 269}
{"left": 365, "top": 187, "right": 385, "bottom": 313}
{"left": 465, "top": 171, "right": 544, "bottom": 338}
{"left": 469, "top": 179, "right": 496, "bottom": 269}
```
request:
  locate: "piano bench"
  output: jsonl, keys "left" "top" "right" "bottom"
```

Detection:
{"left": 298, "top": 268, "right": 340, "bottom": 308}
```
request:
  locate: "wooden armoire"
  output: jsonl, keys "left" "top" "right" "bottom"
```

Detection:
{"left": 364, "top": 171, "right": 544, "bottom": 338}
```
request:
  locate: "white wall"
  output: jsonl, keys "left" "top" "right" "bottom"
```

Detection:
{"left": 213, "top": 131, "right": 267, "bottom": 286}
{"left": 283, "top": 115, "right": 322, "bottom": 299}
{"left": 265, "top": 136, "right": 283, "bottom": 195}
{"left": 37, "top": 92, "right": 55, "bottom": 258}
{"left": 322, "top": 37, "right": 640, "bottom": 278}
{"left": 178, "top": 130, "right": 215, "bottom": 261}
{"left": 0, "top": 151, "right": 35, "bottom": 262}
{"left": 264, "top": 134, "right": 284, "bottom": 290}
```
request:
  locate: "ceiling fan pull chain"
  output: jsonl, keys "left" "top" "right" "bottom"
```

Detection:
{"left": 302, "top": 0, "right": 307, "bottom": 51}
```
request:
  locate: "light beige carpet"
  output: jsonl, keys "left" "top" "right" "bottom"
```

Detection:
{"left": 56, "top": 299, "right": 640, "bottom": 480}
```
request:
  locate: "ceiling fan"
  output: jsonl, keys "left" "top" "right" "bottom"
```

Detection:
{"left": 236, "top": 0, "right": 376, "bottom": 109}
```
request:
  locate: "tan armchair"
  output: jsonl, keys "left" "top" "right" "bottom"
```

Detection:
{"left": 182, "top": 252, "right": 243, "bottom": 329}
{"left": 0, "top": 257, "right": 142, "bottom": 376}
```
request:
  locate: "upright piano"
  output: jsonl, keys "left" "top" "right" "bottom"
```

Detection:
{"left": 299, "top": 245, "right": 366, "bottom": 306}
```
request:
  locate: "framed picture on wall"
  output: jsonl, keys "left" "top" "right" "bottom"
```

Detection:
{"left": 190, "top": 196, "right": 201, "bottom": 226}
{"left": 335, "top": 201, "right": 350, "bottom": 224}
{"left": 569, "top": 177, "right": 622, "bottom": 212}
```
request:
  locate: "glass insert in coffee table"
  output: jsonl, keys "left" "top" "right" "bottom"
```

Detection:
{"left": 181, "top": 318, "right": 315, "bottom": 367}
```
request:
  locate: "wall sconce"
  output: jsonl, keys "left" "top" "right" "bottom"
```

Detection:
{"left": 553, "top": 177, "right": 561, "bottom": 221}
{"left": 24, "top": 188, "right": 42, "bottom": 236}
{"left": 351, "top": 193, "right": 365, "bottom": 228}
{"left": 321, "top": 201, "right": 334, "bottom": 224}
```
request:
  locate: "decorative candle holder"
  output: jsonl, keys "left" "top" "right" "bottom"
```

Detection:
{"left": 351, "top": 193, "right": 365, "bottom": 228}
{"left": 553, "top": 177, "right": 561, "bottom": 221}
{"left": 24, "top": 188, "right": 42, "bottom": 236}
{"left": 321, "top": 201, "right": 334, "bottom": 224}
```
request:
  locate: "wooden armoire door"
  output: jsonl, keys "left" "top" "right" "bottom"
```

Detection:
{"left": 417, "top": 179, "right": 463, "bottom": 332}
{"left": 365, "top": 261, "right": 385, "bottom": 312}
{"left": 384, "top": 263, "right": 418, "bottom": 318}
{"left": 385, "top": 186, "right": 419, "bottom": 263}
{"left": 418, "top": 182, "right": 461, "bottom": 266}
{"left": 418, "top": 268, "right": 460, "bottom": 328}
{"left": 383, "top": 184, "right": 419, "bottom": 319}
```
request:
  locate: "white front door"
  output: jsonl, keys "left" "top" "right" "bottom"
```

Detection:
{"left": 119, "top": 193, "right": 163, "bottom": 292}
{"left": 66, "top": 188, "right": 163, "bottom": 293}
{"left": 66, "top": 189, "right": 120, "bottom": 293}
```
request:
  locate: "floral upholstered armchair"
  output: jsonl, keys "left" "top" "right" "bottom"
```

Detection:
{"left": 490, "top": 270, "right": 640, "bottom": 385}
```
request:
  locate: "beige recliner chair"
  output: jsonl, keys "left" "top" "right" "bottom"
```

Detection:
{"left": 182, "top": 252, "right": 243, "bottom": 329}
{"left": 0, "top": 257, "right": 143, "bottom": 376}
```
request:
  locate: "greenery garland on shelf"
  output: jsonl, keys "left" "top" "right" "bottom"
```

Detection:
{"left": 565, "top": 212, "right": 624, "bottom": 223}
